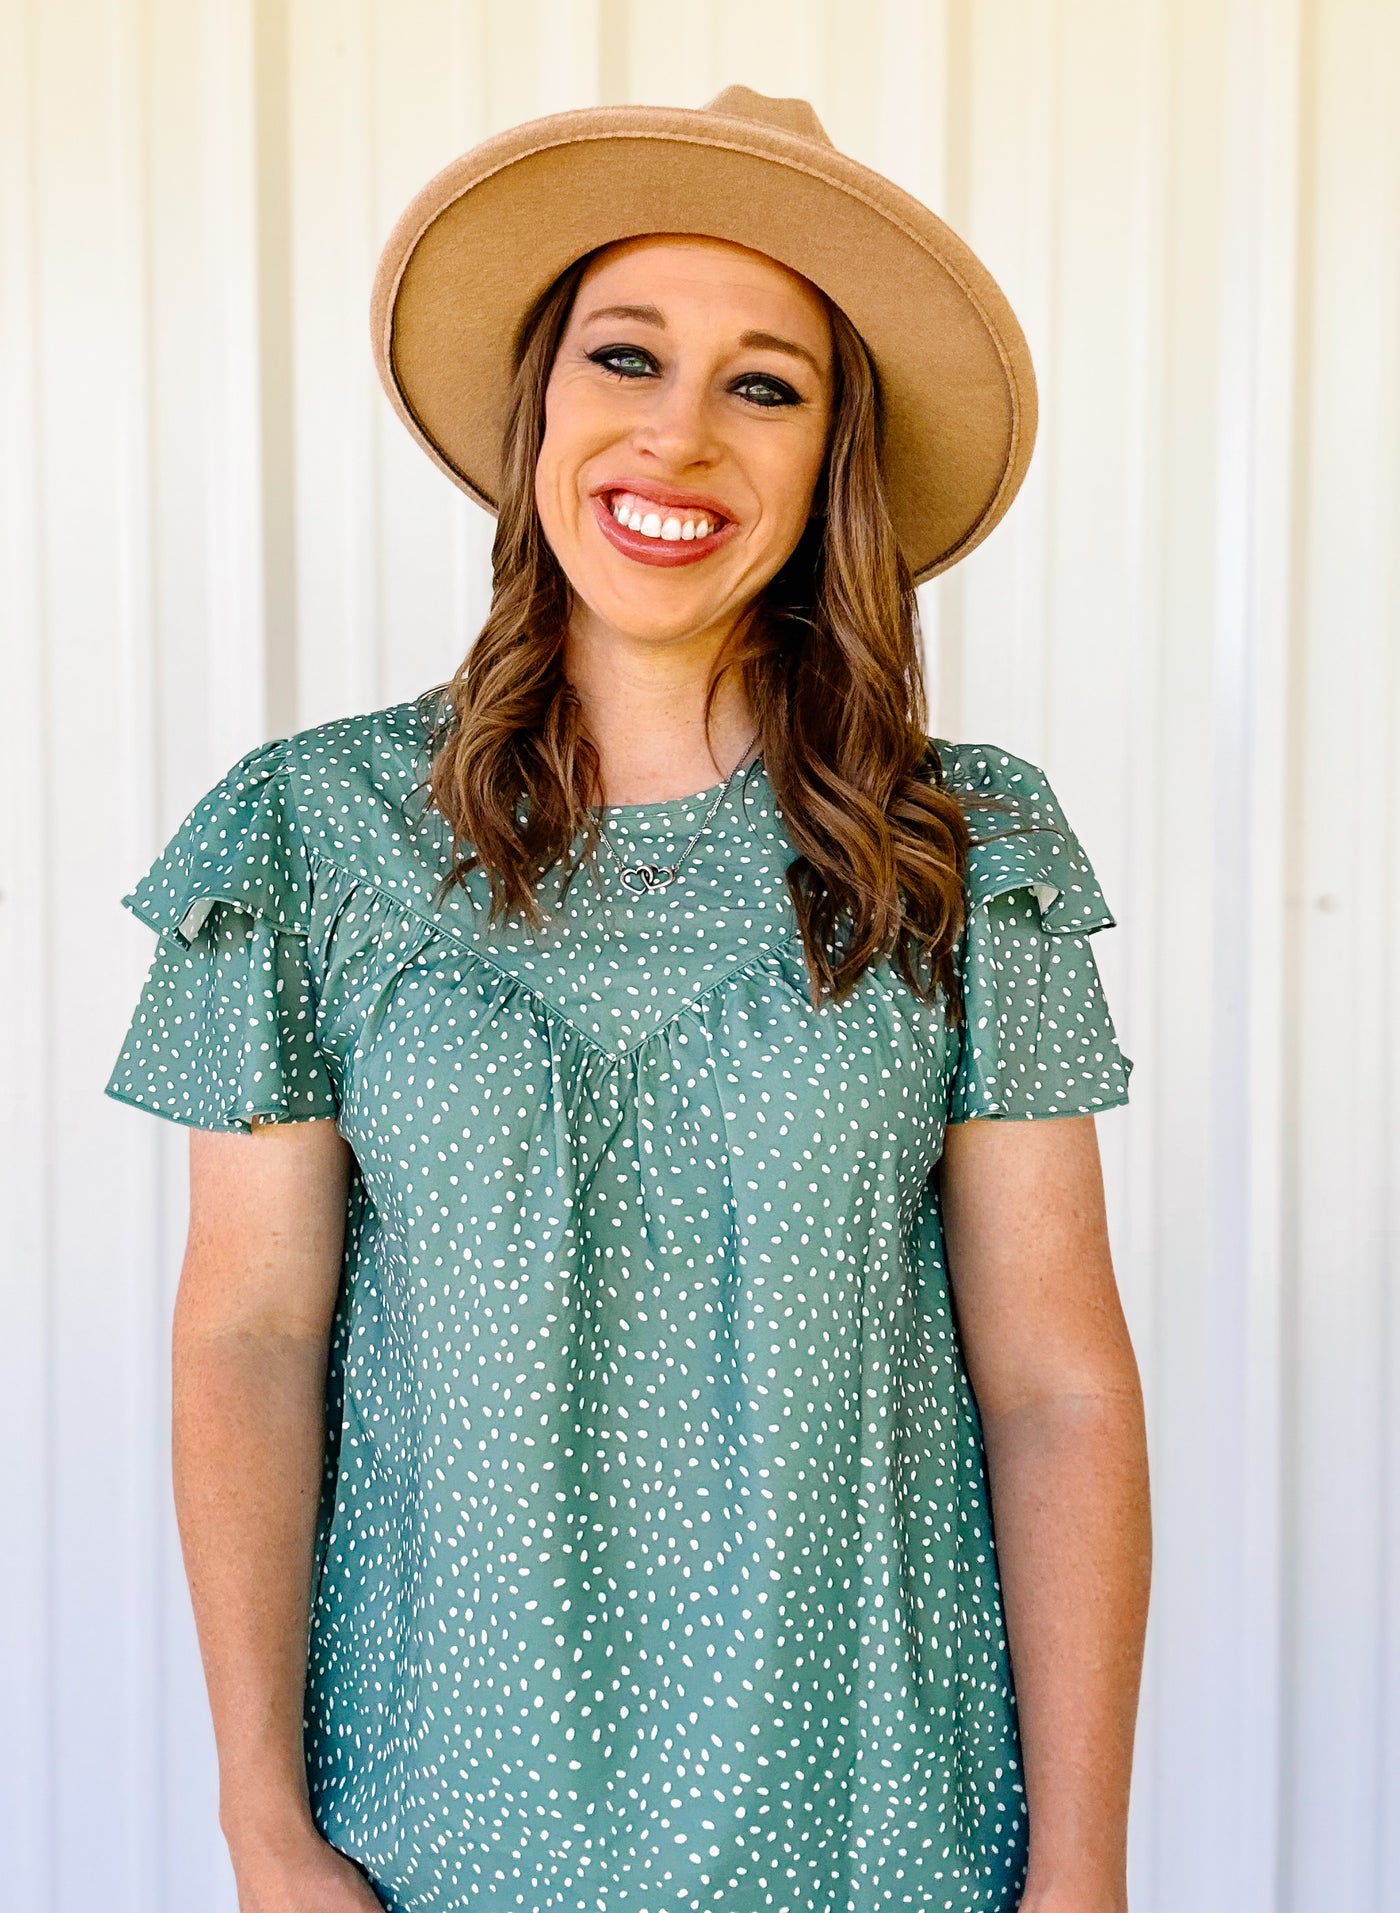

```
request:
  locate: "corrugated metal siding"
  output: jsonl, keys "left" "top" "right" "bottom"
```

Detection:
{"left": 3, "top": 2, "right": 1396, "bottom": 1906}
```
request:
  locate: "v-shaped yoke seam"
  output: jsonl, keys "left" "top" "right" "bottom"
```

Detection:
{"left": 303, "top": 843, "right": 806, "bottom": 1064}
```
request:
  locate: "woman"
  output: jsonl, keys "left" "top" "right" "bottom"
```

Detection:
{"left": 106, "top": 87, "right": 1149, "bottom": 1913}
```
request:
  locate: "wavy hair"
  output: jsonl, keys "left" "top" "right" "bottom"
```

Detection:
{"left": 413, "top": 245, "right": 993, "bottom": 1025}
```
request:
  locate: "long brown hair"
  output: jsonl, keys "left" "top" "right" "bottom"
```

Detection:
{"left": 414, "top": 244, "right": 984, "bottom": 1024}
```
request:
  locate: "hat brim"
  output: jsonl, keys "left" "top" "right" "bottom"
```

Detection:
{"left": 370, "top": 103, "right": 1037, "bottom": 585}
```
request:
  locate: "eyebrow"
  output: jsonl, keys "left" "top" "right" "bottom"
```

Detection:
{"left": 583, "top": 304, "right": 667, "bottom": 327}
{"left": 580, "top": 305, "right": 826, "bottom": 378}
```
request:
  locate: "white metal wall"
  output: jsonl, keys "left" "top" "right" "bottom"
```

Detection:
{"left": 3, "top": 3, "right": 1397, "bottom": 1908}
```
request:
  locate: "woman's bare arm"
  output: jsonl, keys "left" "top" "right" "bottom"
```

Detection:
{"left": 175, "top": 1115, "right": 379, "bottom": 1905}
{"left": 938, "top": 1113, "right": 1151, "bottom": 1913}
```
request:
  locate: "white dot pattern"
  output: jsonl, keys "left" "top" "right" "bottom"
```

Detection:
{"left": 105, "top": 697, "right": 1133, "bottom": 1911}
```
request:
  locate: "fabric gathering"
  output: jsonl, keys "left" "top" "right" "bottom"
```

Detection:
{"left": 104, "top": 689, "right": 1133, "bottom": 1911}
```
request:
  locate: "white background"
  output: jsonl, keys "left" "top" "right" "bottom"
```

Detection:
{"left": 2, "top": 2, "right": 1397, "bottom": 1908}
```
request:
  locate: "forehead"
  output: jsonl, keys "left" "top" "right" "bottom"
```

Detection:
{"left": 573, "top": 234, "right": 830, "bottom": 340}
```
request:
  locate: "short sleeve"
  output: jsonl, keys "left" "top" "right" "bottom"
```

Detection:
{"left": 934, "top": 741, "right": 1135, "bottom": 1123}
{"left": 103, "top": 735, "right": 339, "bottom": 1133}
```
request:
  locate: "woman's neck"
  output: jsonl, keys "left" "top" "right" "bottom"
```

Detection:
{"left": 563, "top": 609, "right": 760, "bottom": 807}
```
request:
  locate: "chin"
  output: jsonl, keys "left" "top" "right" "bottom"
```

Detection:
{"left": 580, "top": 566, "right": 740, "bottom": 642}
{"left": 597, "top": 595, "right": 730, "bottom": 644}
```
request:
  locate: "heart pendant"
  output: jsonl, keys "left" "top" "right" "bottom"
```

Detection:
{"left": 620, "top": 861, "right": 678, "bottom": 895}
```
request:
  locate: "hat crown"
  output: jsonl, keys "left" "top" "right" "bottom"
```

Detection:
{"left": 701, "top": 84, "right": 834, "bottom": 150}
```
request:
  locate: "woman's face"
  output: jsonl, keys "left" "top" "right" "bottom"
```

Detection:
{"left": 534, "top": 234, "right": 834, "bottom": 647}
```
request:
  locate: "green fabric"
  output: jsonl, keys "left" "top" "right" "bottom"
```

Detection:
{"left": 105, "top": 694, "right": 1132, "bottom": 1912}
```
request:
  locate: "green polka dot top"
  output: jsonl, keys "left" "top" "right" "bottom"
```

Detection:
{"left": 105, "top": 691, "right": 1133, "bottom": 1912}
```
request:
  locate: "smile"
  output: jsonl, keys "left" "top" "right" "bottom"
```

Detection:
{"left": 590, "top": 488, "right": 739, "bottom": 568}
{"left": 609, "top": 491, "right": 720, "bottom": 541}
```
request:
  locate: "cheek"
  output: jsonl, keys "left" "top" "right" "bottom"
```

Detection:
{"left": 536, "top": 383, "right": 623, "bottom": 529}
{"left": 754, "top": 424, "right": 828, "bottom": 542}
{"left": 533, "top": 434, "right": 565, "bottom": 533}
{"left": 534, "top": 430, "right": 589, "bottom": 564}
{"left": 534, "top": 397, "right": 572, "bottom": 510}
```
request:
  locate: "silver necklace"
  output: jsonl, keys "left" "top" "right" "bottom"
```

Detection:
{"left": 592, "top": 748, "right": 757, "bottom": 896}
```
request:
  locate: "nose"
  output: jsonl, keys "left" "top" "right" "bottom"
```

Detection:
{"left": 628, "top": 369, "right": 722, "bottom": 472}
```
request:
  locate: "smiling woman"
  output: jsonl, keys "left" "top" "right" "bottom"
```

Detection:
{"left": 105, "top": 84, "right": 1148, "bottom": 1913}
{"left": 539, "top": 238, "right": 830, "bottom": 606}
{"left": 426, "top": 226, "right": 979, "bottom": 1014}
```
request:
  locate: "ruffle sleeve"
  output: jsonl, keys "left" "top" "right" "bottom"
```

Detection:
{"left": 934, "top": 740, "right": 1135, "bottom": 1123}
{"left": 103, "top": 734, "right": 339, "bottom": 1132}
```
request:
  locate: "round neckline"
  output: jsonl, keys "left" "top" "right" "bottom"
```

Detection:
{"left": 594, "top": 754, "right": 766, "bottom": 830}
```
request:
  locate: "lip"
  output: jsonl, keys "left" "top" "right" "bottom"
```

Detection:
{"left": 589, "top": 491, "right": 740, "bottom": 569}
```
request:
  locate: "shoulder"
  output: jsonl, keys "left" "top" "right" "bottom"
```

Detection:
{"left": 274, "top": 692, "right": 438, "bottom": 796}
{"left": 926, "top": 736, "right": 1070, "bottom": 830}
{"left": 181, "top": 694, "right": 436, "bottom": 820}
{"left": 199, "top": 693, "right": 440, "bottom": 838}
{"left": 120, "top": 695, "right": 445, "bottom": 940}
{"left": 266, "top": 692, "right": 447, "bottom": 877}
{"left": 925, "top": 736, "right": 1118, "bottom": 936}
{"left": 258, "top": 691, "right": 440, "bottom": 830}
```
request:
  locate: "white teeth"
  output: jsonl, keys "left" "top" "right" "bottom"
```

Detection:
{"left": 606, "top": 492, "right": 723, "bottom": 540}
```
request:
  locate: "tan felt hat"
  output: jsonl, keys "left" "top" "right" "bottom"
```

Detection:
{"left": 370, "top": 84, "right": 1038, "bottom": 584}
